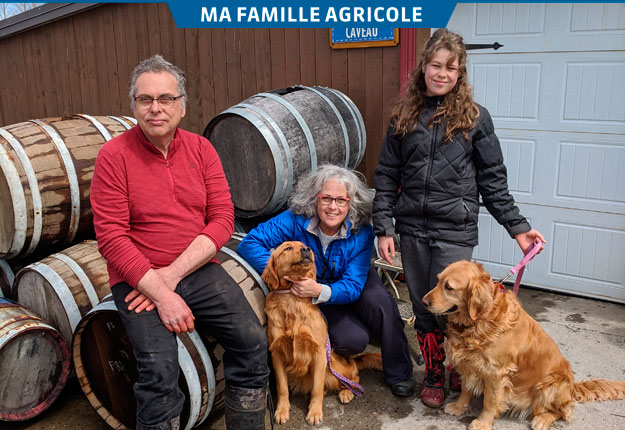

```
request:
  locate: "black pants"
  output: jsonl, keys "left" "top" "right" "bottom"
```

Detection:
{"left": 112, "top": 263, "right": 269, "bottom": 430}
{"left": 399, "top": 235, "right": 474, "bottom": 333}
{"left": 319, "top": 267, "right": 413, "bottom": 385}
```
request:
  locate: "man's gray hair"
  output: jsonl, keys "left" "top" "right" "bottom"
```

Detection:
{"left": 288, "top": 164, "right": 373, "bottom": 233}
{"left": 129, "top": 54, "right": 187, "bottom": 111}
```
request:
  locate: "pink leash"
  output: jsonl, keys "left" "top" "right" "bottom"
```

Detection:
{"left": 496, "top": 238, "right": 544, "bottom": 295}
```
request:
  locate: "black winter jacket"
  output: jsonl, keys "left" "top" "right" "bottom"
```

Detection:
{"left": 373, "top": 97, "right": 530, "bottom": 246}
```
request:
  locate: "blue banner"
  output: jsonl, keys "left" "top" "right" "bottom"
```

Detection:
{"left": 166, "top": 1, "right": 453, "bottom": 29}
{"left": 3, "top": 1, "right": 620, "bottom": 29}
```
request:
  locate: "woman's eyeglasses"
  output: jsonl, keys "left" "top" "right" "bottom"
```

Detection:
{"left": 317, "top": 195, "right": 350, "bottom": 207}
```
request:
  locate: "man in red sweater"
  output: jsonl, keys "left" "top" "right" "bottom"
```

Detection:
{"left": 91, "top": 55, "right": 269, "bottom": 430}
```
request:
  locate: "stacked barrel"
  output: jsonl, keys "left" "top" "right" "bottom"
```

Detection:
{"left": 0, "top": 114, "right": 135, "bottom": 422}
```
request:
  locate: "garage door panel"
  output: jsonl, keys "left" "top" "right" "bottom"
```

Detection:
{"left": 551, "top": 221, "right": 624, "bottom": 285}
{"left": 472, "top": 62, "right": 541, "bottom": 121}
{"left": 450, "top": 3, "right": 625, "bottom": 52}
{"left": 556, "top": 140, "right": 625, "bottom": 210}
{"left": 495, "top": 130, "right": 625, "bottom": 215}
{"left": 564, "top": 61, "right": 625, "bottom": 123}
{"left": 499, "top": 136, "right": 535, "bottom": 196}
{"left": 497, "top": 130, "right": 625, "bottom": 214}
{"left": 469, "top": 53, "right": 625, "bottom": 134}
{"left": 474, "top": 3, "right": 546, "bottom": 38}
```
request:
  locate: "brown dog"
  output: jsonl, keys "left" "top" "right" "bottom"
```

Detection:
{"left": 262, "top": 241, "right": 382, "bottom": 425}
{"left": 422, "top": 260, "right": 625, "bottom": 430}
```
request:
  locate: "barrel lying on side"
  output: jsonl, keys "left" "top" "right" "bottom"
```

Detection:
{"left": 71, "top": 233, "right": 268, "bottom": 427}
{"left": 204, "top": 86, "right": 366, "bottom": 217}
{"left": 72, "top": 295, "right": 215, "bottom": 430}
{"left": 14, "top": 240, "right": 110, "bottom": 343}
{"left": 0, "top": 298, "right": 71, "bottom": 421}
{"left": 0, "top": 115, "right": 136, "bottom": 259}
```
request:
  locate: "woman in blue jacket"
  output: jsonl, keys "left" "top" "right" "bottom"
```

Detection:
{"left": 238, "top": 164, "right": 415, "bottom": 397}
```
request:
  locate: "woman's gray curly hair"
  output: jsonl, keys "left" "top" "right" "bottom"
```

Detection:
{"left": 288, "top": 164, "right": 373, "bottom": 233}
{"left": 129, "top": 54, "right": 187, "bottom": 111}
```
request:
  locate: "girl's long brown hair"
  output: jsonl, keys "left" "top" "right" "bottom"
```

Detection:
{"left": 391, "top": 29, "right": 479, "bottom": 142}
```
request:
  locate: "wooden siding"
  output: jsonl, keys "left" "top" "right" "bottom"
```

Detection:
{"left": 0, "top": 3, "right": 407, "bottom": 184}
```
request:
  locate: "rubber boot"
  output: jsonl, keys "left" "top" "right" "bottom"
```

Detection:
{"left": 224, "top": 385, "right": 267, "bottom": 430}
{"left": 416, "top": 330, "right": 445, "bottom": 408}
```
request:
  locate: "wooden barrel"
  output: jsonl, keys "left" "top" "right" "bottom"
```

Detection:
{"left": 71, "top": 234, "right": 267, "bottom": 427}
{"left": 203, "top": 86, "right": 366, "bottom": 217}
{"left": 0, "top": 260, "right": 14, "bottom": 298}
{"left": 233, "top": 214, "right": 275, "bottom": 234}
{"left": 13, "top": 240, "right": 110, "bottom": 343}
{"left": 0, "top": 115, "right": 136, "bottom": 259}
{"left": 72, "top": 295, "right": 215, "bottom": 430}
{"left": 0, "top": 298, "right": 71, "bottom": 421}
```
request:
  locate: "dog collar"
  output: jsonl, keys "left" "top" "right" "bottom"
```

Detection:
{"left": 272, "top": 288, "right": 293, "bottom": 294}
{"left": 495, "top": 282, "right": 505, "bottom": 293}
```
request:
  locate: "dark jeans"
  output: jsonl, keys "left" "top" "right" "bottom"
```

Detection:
{"left": 319, "top": 267, "right": 413, "bottom": 385}
{"left": 112, "top": 263, "right": 269, "bottom": 430}
{"left": 399, "top": 235, "right": 474, "bottom": 333}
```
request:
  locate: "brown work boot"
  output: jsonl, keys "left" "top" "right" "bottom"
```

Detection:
{"left": 449, "top": 368, "right": 462, "bottom": 391}
{"left": 417, "top": 330, "right": 445, "bottom": 408}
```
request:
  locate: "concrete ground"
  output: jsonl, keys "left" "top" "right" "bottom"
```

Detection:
{"left": 6, "top": 283, "right": 625, "bottom": 430}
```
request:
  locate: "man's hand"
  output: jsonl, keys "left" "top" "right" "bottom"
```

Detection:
{"left": 377, "top": 236, "right": 396, "bottom": 265}
{"left": 154, "top": 290, "right": 195, "bottom": 333}
{"left": 126, "top": 266, "right": 181, "bottom": 313}
{"left": 125, "top": 289, "right": 156, "bottom": 313}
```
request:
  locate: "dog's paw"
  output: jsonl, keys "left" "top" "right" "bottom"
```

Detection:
{"left": 444, "top": 401, "right": 469, "bottom": 416}
{"left": 274, "top": 408, "right": 290, "bottom": 424}
{"left": 305, "top": 408, "right": 323, "bottom": 426}
{"left": 530, "top": 415, "right": 555, "bottom": 430}
{"left": 468, "top": 419, "right": 492, "bottom": 430}
{"left": 338, "top": 388, "right": 355, "bottom": 404}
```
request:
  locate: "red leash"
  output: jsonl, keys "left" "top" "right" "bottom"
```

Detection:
{"left": 496, "top": 238, "right": 544, "bottom": 295}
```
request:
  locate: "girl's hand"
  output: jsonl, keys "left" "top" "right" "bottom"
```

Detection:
{"left": 377, "top": 236, "right": 396, "bottom": 265}
{"left": 284, "top": 276, "right": 322, "bottom": 298}
{"left": 515, "top": 229, "right": 546, "bottom": 254}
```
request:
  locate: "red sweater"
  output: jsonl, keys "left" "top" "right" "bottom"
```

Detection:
{"left": 90, "top": 126, "right": 234, "bottom": 288}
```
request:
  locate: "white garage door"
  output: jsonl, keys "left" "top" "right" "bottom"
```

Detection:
{"left": 447, "top": 3, "right": 625, "bottom": 302}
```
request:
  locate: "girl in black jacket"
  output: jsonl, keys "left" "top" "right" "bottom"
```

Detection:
{"left": 373, "top": 28, "right": 545, "bottom": 408}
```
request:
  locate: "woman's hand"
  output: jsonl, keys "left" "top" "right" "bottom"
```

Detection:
{"left": 515, "top": 229, "right": 546, "bottom": 254}
{"left": 284, "top": 276, "right": 322, "bottom": 298}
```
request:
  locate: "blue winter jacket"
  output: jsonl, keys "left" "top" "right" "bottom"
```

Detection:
{"left": 237, "top": 209, "right": 375, "bottom": 304}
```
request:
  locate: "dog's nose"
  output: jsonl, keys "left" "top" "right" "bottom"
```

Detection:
{"left": 300, "top": 247, "right": 311, "bottom": 258}
{"left": 422, "top": 296, "right": 430, "bottom": 307}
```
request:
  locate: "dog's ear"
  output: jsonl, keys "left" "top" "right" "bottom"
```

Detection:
{"left": 467, "top": 266, "right": 495, "bottom": 320}
{"left": 261, "top": 252, "right": 280, "bottom": 290}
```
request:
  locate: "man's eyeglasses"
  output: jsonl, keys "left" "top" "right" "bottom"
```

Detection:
{"left": 317, "top": 195, "right": 350, "bottom": 207}
{"left": 134, "top": 95, "right": 183, "bottom": 108}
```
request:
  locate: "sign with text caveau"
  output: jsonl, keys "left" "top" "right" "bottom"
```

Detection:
{"left": 330, "top": 28, "right": 399, "bottom": 49}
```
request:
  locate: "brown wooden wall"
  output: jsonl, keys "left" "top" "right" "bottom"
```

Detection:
{"left": 0, "top": 3, "right": 405, "bottom": 184}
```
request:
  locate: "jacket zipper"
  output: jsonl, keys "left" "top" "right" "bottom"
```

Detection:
{"left": 320, "top": 240, "right": 336, "bottom": 282}
{"left": 423, "top": 122, "right": 438, "bottom": 233}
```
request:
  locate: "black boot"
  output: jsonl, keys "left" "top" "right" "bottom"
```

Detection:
{"left": 224, "top": 385, "right": 267, "bottom": 430}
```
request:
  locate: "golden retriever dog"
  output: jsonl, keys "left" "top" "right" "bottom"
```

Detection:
{"left": 422, "top": 260, "right": 625, "bottom": 430}
{"left": 262, "top": 241, "right": 382, "bottom": 425}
